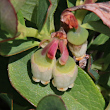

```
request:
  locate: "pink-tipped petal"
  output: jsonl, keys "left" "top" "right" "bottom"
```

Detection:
{"left": 59, "top": 40, "right": 69, "bottom": 65}
{"left": 47, "top": 38, "right": 59, "bottom": 59}
{"left": 41, "top": 38, "right": 55, "bottom": 55}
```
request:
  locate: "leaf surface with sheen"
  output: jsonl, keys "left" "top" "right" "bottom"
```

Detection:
{"left": 8, "top": 49, "right": 105, "bottom": 110}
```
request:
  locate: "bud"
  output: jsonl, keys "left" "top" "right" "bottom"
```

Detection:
{"left": 31, "top": 49, "right": 55, "bottom": 85}
{"left": 52, "top": 56, "right": 78, "bottom": 91}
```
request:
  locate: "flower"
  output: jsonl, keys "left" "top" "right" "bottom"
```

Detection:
{"left": 41, "top": 28, "right": 69, "bottom": 65}
{"left": 52, "top": 56, "right": 78, "bottom": 91}
{"left": 31, "top": 49, "right": 55, "bottom": 85}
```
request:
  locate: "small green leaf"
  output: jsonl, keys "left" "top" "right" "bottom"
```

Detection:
{"left": 0, "top": 39, "right": 39, "bottom": 56}
{"left": 0, "top": 0, "right": 18, "bottom": 38}
{"left": 82, "top": 21, "right": 110, "bottom": 37}
{"left": 37, "top": 95, "right": 67, "bottom": 110}
{"left": 8, "top": 49, "right": 105, "bottom": 110}
{"left": 92, "top": 53, "right": 110, "bottom": 71}
{"left": 21, "top": 0, "right": 58, "bottom": 33}
{"left": 91, "top": 34, "right": 109, "bottom": 46}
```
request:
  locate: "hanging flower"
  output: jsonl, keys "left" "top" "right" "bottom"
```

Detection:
{"left": 41, "top": 28, "right": 69, "bottom": 65}
{"left": 31, "top": 49, "right": 55, "bottom": 85}
{"left": 52, "top": 56, "right": 78, "bottom": 91}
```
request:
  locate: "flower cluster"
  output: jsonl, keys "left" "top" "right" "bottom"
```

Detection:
{"left": 31, "top": 29, "right": 78, "bottom": 91}
{"left": 31, "top": 11, "right": 89, "bottom": 91}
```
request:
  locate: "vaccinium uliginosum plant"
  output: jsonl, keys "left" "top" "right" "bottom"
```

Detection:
{"left": 31, "top": 1, "right": 110, "bottom": 92}
{"left": 2, "top": 0, "right": 110, "bottom": 109}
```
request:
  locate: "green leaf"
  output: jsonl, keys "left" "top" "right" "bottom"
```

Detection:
{"left": 0, "top": 0, "right": 18, "bottom": 37}
{"left": 36, "top": 0, "right": 49, "bottom": 31}
{"left": 66, "top": 0, "right": 75, "bottom": 8}
{"left": 21, "top": 0, "right": 58, "bottom": 33}
{"left": 0, "top": 55, "right": 34, "bottom": 109}
{"left": 42, "top": 0, "right": 58, "bottom": 33}
{"left": 37, "top": 95, "right": 67, "bottom": 110}
{"left": 91, "top": 34, "right": 109, "bottom": 46}
{"left": 10, "top": 0, "right": 26, "bottom": 12}
{"left": 92, "top": 53, "right": 110, "bottom": 71}
{"left": 8, "top": 49, "right": 105, "bottom": 110}
{"left": 82, "top": 21, "right": 110, "bottom": 37}
{"left": 0, "top": 39, "right": 39, "bottom": 56}
{"left": 20, "top": 0, "right": 38, "bottom": 23}
{"left": 83, "top": 12, "right": 100, "bottom": 23}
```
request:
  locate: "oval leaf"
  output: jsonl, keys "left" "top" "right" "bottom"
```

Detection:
{"left": 83, "top": 12, "right": 100, "bottom": 23}
{"left": 82, "top": 21, "right": 110, "bottom": 37}
{"left": 8, "top": 49, "right": 105, "bottom": 110}
{"left": 0, "top": 0, "right": 18, "bottom": 42}
{"left": 91, "top": 34, "right": 109, "bottom": 46}
{"left": 37, "top": 95, "right": 67, "bottom": 110}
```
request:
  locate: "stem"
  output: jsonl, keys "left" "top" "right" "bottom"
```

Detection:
{"left": 18, "top": 22, "right": 50, "bottom": 41}
{"left": 26, "top": 27, "right": 50, "bottom": 40}
{"left": 75, "top": 10, "right": 88, "bottom": 25}
{"left": 26, "top": 27, "right": 38, "bottom": 38}
{"left": 76, "top": 0, "right": 83, "bottom": 6}
{"left": 75, "top": 0, "right": 87, "bottom": 24}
